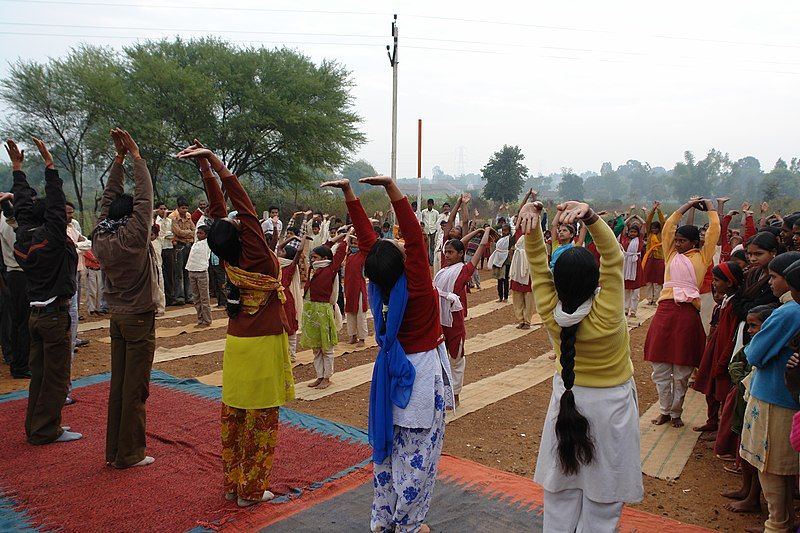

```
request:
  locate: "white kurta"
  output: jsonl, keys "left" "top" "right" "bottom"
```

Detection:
{"left": 534, "top": 373, "right": 644, "bottom": 504}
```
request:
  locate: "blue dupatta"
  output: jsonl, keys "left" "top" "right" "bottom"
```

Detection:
{"left": 367, "top": 273, "right": 416, "bottom": 464}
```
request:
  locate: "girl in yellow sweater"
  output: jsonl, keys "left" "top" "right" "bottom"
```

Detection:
{"left": 520, "top": 200, "right": 643, "bottom": 533}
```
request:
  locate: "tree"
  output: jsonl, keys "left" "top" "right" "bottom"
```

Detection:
{"left": 761, "top": 158, "right": 798, "bottom": 201}
{"left": 481, "top": 145, "right": 528, "bottom": 203}
{"left": 341, "top": 159, "right": 378, "bottom": 194}
{"left": 558, "top": 170, "right": 585, "bottom": 200}
{"left": 0, "top": 45, "right": 122, "bottom": 217}
{"left": 668, "top": 149, "right": 730, "bottom": 200}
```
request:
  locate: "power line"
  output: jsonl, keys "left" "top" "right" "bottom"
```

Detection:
{"left": 2, "top": 0, "right": 799, "bottom": 50}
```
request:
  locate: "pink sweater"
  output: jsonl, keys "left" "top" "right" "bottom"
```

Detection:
{"left": 791, "top": 411, "right": 800, "bottom": 453}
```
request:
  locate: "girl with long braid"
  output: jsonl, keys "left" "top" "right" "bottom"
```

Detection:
{"left": 519, "top": 200, "right": 643, "bottom": 532}
{"left": 321, "top": 177, "right": 453, "bottom": 533}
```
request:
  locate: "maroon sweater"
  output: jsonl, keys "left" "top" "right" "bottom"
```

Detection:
{"left": 204, "top": 172, "right": 288, "bottom": 337}
{"left": 347, "top": 196, "right": 443, "bottom": 354}
{"left": 304, "top": 240, "right": 346, "bottom": 303}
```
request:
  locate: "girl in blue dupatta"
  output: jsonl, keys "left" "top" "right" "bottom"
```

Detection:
{"left": 322, "top": 176, "right": 454, "bottom": 533}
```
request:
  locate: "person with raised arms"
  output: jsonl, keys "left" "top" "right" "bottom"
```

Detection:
{"left": 518, "top": 199, "right": 643, "bottom": 532}
{"left": 321, "top": 176, "right": 454, "bottom": 533}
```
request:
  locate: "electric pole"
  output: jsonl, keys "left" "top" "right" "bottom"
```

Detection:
{"left": 387, "top": 14, "right": 398, "bottom": 181}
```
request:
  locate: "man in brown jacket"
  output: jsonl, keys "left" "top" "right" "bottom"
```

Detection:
{"left": 170, "top": 196, "right": 195, "bottom": 305}
{"left": 92, "top": 129, "right": 158, "bottom": 468}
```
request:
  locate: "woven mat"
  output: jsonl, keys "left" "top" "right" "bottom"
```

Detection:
{"left": 639, "top": 388, "right": 706, "bottom": 481}
{"left": 77, "top": 306, "right": 222, "bottom": 333}
{"left": 97, "top": 317, "right": 229, "bottom": 344}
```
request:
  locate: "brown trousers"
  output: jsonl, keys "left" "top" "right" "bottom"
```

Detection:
{"left": 189, "top": 271, "right": 212, "bottom": 325}
{"left": 106, "top": 311, "right": 155, "bottom": 467}
{"left": 26, "top": 309, "right": 72, "bottom": 444}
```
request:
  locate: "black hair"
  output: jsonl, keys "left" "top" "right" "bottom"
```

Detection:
{"left": 19, "top": 198, "right": 47, "bottom": 226}
{"left": 177, "top": 196, "right": 189, "bottom": 208}
{"left": 711, "top": 261, "right": 744, "bottom": 285}
{"left": 207, "top": 218, "right": 241, "bottom": 265}
{"left": 312, "top": 221, "right": 321, "bottom": 229}
{"left": 676, "top": 224, "right": 700, "bottom": 247}
{"left": 760, "top": 225, "right": 782, "bottom": 238}
{"left": 156, "top": 201, "right": 167, "bottom": 209}
{"left": 268, "top": 205, "right": 279, "bottom": 213}
{"left": 769, "top": 251, "right": 800, "bottom": 276}
{"left": 283, "top": 245, "right": 298, "bottom": 261}
{"left": 650, "top": 220, "right": 662, "bottom": 230}
{"left": 551, "top": 246, "right": 599, "bottom": 476}
{"left": 747, "top": 231, "right": 779, "bottom": 253}
{"left": 442, "top": 202, "right": 451, "bottom": 208}
{"left": 784, "top": 213, "right": 800, "bottom": 229}
{"left": 427, "top": 198, "right": 434, "bottom": 204}
{"left": 784, "top": 259, "right": 800, "bottom": 291}
{"left": 287, "top": 226, "right": 300, "bottom": 235}
{"left": 312, "top": 245, "right": 333, "bottom": 261}
{"left": 108, "top": 193, "right": 134, "bottom": 220}
{"left": 747, "top": 304, "right": 778, "bottom": 323}
{"left": 382, "top": 222, "right": 390, "bottom": 229}
{"left": 444, "top": 238, "right": 465, "bottom": 261}
{"left": 372, "top": 224, "right": 382, "bottom": 236}
{"left": 732, "top": 249, "right": 747, "bottom": 262}
{"left": 364, "top": 240, "right": 405, "bottom": 305}
{"left": 558, "top": 223, "right": 576, "bottom": 236}
{"left": 197, "top": 224, "right": 211, "bottom": 235}
{"left": 65, "top": 201, "right": 75, "bottom": 209}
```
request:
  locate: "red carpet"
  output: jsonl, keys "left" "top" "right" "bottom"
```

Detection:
{"left": 0, "top": 380, "right": 371, "bottom": 532}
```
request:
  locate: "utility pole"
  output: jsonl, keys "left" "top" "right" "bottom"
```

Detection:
{"left": 387, "top": 14, "right": 398, "bottom": 181}
{"left": 417, "top": 119, "right": 422, "bottom": 211}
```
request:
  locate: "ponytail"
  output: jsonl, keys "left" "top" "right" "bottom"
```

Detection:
{"left": 555, "top": 323, "right": 595, "bottom": 476}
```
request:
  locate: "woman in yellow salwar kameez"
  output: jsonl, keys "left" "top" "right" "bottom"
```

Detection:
{"left": 178, "top": 142, "right": 295, "bottom": 507}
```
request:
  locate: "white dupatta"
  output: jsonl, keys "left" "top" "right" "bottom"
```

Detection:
{"left": 433, "top": 262, "right": 465, "bottom": 327}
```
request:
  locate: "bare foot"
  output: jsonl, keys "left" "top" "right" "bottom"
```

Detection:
{"left": 693, "top": 422, "right": 718, "bottom": 432}
{"left": 418, "top": 525, "right": 430, "bottom": 533}
{"left": 726, "top": 499, "right": 761, "bottom": 513}
{"left": 317, "top": 378, "right": 331, "bottom": 390}
{"left": 520, "top": 323, "right": 531, "bottom": 329}
{"left": 651, "top": 414, "right": 670, "bottom": 425}
{"left": 348, "top": 336, "right": 357, "bottom": 345}
{"left": 671, "top": 417, "right": 684, "bottom": 428}
{"left": 356, "top": 339, "right": 365, "bottom": 348}
{"left": 699, "top": 431, "right": 718, "bottom": 442}
{"left": 716, "top": 453, "right": 736, "bottom": 462}
{"left": 307, "top": 378, "right": 323, "bottom": 388}
{"left": 721, "top": 488, "right": 748, "bottom": 500}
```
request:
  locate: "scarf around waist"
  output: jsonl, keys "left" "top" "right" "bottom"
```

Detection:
{"left": 665, "top": 252, "right": 700, "bottom": 303}
{"left": 224, "top": 262, "right": 285, "bottom": 314}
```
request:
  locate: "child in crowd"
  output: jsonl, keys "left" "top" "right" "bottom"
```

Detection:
{"left": 642, "top": 201, "right": 665, "bottom": 305}
{"left": 83, "top": 249, "right": 104, "bottom": 316}
{"left": 739, "top": 252, "right": 800, "bottom": 532}
{"left": 490, "top": 224, "right": 513, "bottom": 302}
{"left": 691, "top": 262, "right": 744, "bottom": 439}
{"left": 509, "top": 189, "right": 537, "bottom": 328}
{"left": 645, "top": 198, "right": 720, "bottom": 428}
{"left": 344, "top": 232, "right": 369, "bottom": 348}
{"left": 301, "top": 229, "right": 349, "bottom": 389}
{"left": 619, "top": 223, "right": 645, "bottom": 318}
{"left": 434, "top": 226, "right": 490, "bottom": 404}
{"left": 277, "top": 235, "right": 305, "bottom": 363}
{"left": 185, "top": 225, "right": 212, "bottom": 327}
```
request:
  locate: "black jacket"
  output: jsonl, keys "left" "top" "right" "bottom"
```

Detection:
{"left": 11, "top": 168, "right": 77, "bottom": 304}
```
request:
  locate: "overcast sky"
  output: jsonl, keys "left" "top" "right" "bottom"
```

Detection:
{"left": 1, "top": 0, "right": 798, "bottom": 178}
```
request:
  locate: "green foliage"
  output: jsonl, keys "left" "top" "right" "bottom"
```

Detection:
{"left": 481, "top": 145, "right": 528, "bottom": 203}
{"left": 341, "top": 159, "right": 378, "bottom": 195}
{"left": 557, "top": 171, "right": 585, "bottom": 200}
{"left": 1, "top": 38, "right": 364, "bottom": 222}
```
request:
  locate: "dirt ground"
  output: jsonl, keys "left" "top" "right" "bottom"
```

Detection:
{"left": 0, "top": 271, "right": 767, "bottom": 531}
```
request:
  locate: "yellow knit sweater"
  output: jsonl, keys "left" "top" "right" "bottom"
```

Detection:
{"left": 526, "top": 216, "right": 633, "bottom": 388}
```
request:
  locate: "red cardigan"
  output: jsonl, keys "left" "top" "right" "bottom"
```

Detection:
{"left": 203, "top": 172, "right": 287, "bottom": 337}
{"left": 344, "top": 250, "right": 368, "bottom": 313}
{"left": 347, "top": 196, "right": 443, "bottom": 354}
{"left": 305, "top": 241, "right": 346, "bottom": 303}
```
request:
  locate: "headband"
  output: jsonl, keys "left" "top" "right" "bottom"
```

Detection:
{"left": 715, "top": 262, "right": 739, "bottom": 286}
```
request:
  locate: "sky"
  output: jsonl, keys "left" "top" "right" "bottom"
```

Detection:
{"left": 0, "top": 0, "right": 799, "bottom": 179}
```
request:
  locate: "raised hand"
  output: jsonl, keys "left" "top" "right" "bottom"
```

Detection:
{"left": 760, "top": 201, "right": 769, "bottom": 214}
{"left": 741, "top": 202, "right": 751, "bottom": 212}
{"left": 359, "top": 175, "right": 393, "bottom": 187}
{"left": 176, "top": 145, "right": 214, "bottom": 160}
{"left": 556, "top": 201, "right": 591, "bottom": 225}
{"left": 716, "top": 197, "right": 730, "bottom": 205}
{"left": 31, "top": 137, "right": 54, "bottom": 169}
{"left": 320, "top": 180, "right": 351, "bottom": 190}
{"left": 117, "top": 129, "right": 140, "bottom": 160}
{"left": 726, "top": 209, "right": 740, "bottom": 217}
{"left": 462, "top": 192, "right": 471, "bottom": 204}
{"left": 652, "top": 200, "right": 661, "bottom": 209}
{"left": 518, "top": 201, "right": 544, "bottom": 235}
{"left": 0, "top": 192, "right": 14, "bottom": 203}
{"left": 4, "top": 139, "right": 24, "bottom": 170}
{"left": 111, "top": 129, "right": 127, "bottom": 159}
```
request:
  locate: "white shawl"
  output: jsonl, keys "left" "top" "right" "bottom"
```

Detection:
{"left": 433, "top": 262, "right": 464, "bottom": 327}
{"left": 553, "top": 288, "right": 601, "bottom": 328}
{"left": 488, "top": 235, "right": 510, "bottom": 268}
{"left": 509, "top": 234, "right": 530, "bottom": 286}
{"left": 621, "top": 237, "right": 640, "bottom": 281}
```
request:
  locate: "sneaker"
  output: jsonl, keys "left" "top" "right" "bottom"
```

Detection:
{"left": 75, "top": 339, "right": 90, "bottom": 348}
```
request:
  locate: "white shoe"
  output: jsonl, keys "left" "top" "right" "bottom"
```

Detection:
{"left": 55, "top": 430, "right": 82, "bottom": 442}
{"left": 131, "top": 456, "right": 155, "bottom": 467}
{"left": 237, "top": 490, "right": 275, "bottom": 507}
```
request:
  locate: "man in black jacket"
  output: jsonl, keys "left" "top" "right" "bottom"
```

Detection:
{"left": 6, "top": 137, "right": 80, "bottom": 444}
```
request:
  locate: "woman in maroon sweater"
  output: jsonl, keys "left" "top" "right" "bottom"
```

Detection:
{"left": 322, "top": 176, "right": 453, "bottom": 533}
